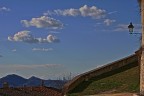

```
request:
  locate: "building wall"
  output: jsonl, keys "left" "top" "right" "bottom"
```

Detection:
{"left": 140, "top": 0, "right": 144, "bottom": 95}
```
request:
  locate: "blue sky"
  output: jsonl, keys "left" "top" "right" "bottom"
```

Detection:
{"left": 0, "top": 0, "right": 141, "bottom": 79}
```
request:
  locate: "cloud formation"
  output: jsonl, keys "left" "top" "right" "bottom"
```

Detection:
{"left": 44, "top": 5, "right": 106, "bottom": 19}
{"left": 108, "top": 11, "right": 118, "bottom": 15}
{"left": 0, "top": 7, "right": 10, "bottom": 12}
{"left": 21, "top": 16, "right": 63, "bottom": 29}
{"left": 32, "top": 48, "right": 53, "bottom": 52}
{"left": 8, "top": 30, "right": 60, "bottom": 43}
{"left": 104, "top": 19, "right": 116, "bottom": 26}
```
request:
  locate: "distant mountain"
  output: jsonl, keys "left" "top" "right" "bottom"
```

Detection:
{"left": 24, "top": 76, "right": 42, "bottom": 87}
{"left": 0, "top": 74, "right": 27, "bottom": 87}
{"left": 0, "top": 74, "right": 67, "bottom": 89}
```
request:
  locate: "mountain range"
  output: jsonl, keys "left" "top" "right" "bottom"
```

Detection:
{"left": 0, "top": 74, "right": 67, "bottom": 89}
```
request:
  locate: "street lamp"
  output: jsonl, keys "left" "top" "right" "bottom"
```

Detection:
{"left": 128, "top": 22, "right": 141, "bottom": 35}
{"left": 128, "top": 22, "right": 134, "bottom": 34}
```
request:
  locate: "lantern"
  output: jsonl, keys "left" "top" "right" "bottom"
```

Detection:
{"left": 128, "top": 22, "right": 134, "bottom": 34}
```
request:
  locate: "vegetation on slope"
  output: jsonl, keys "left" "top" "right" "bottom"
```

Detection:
{"left": 68, "top": 61, "right": 139, "bottom": 96}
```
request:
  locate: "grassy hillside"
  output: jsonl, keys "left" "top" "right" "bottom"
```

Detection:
{"left": 68, "top": 61, "right": 139, "bottom": 96}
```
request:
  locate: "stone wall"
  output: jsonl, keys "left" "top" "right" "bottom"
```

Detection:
{"left": 63, "top": 53, "right": 138, "bottom": 94}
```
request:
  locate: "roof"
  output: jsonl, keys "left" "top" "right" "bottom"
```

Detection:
{"left": 0, "top": 86, "right": 63, "bottom": 96}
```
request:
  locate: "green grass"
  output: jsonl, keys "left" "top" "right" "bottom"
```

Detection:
{"left": 68, "top": 61, "right": 139, "bottom": 96}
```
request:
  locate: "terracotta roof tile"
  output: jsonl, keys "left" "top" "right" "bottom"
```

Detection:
{"left": 0, "top": 86, "right": 63, "bottom": 96}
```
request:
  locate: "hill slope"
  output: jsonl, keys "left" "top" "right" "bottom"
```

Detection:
{"left": 68, "top": 62, "right": 139, "bottom": 96}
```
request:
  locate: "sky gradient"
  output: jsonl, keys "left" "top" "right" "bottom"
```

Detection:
{"left": 0, "top": 0, "right": 141, "bottom": 79}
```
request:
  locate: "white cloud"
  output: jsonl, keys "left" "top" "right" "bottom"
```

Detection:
{"left": 104, "top": 19, "right": 116, "bottom": 26}
{"left": 21, "top": 16, "right": 63, "bottom": 29}
{"left": 114, "top": 24, "right": 128, "bottom": 32}
{"left": 108, "top": 11, "right": 117, "bottom": 15}
{"left": 32, "top": 48, "right": 53, "bottom": 52}
{"left": 47, "top": 34, "right": 59, "bottom": 43}
{"left": 49, "top": 31, "right": 60, "bottom": 34}
{"left": 12, "top": 49, "right": 17, "bottom": 52}
{"left": 43, "top": 10, "right": 54, "bottom": 16}
{"left": 45, "top": 5, "right": 106, "bottom": 19}
{"left": 0, "top": 7, "right": 10, "bottom": 12}
{"left": 8, "top": 30, "right": 60, "bottom": 43}
{"left": 54, "top": 9, "right": 80, "bottom": 16}
{"left": 79, "top": 5, "right": 106, "bottom": 19}
{"left": 8, "top": 30, "right": 38, "bottom": 43}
